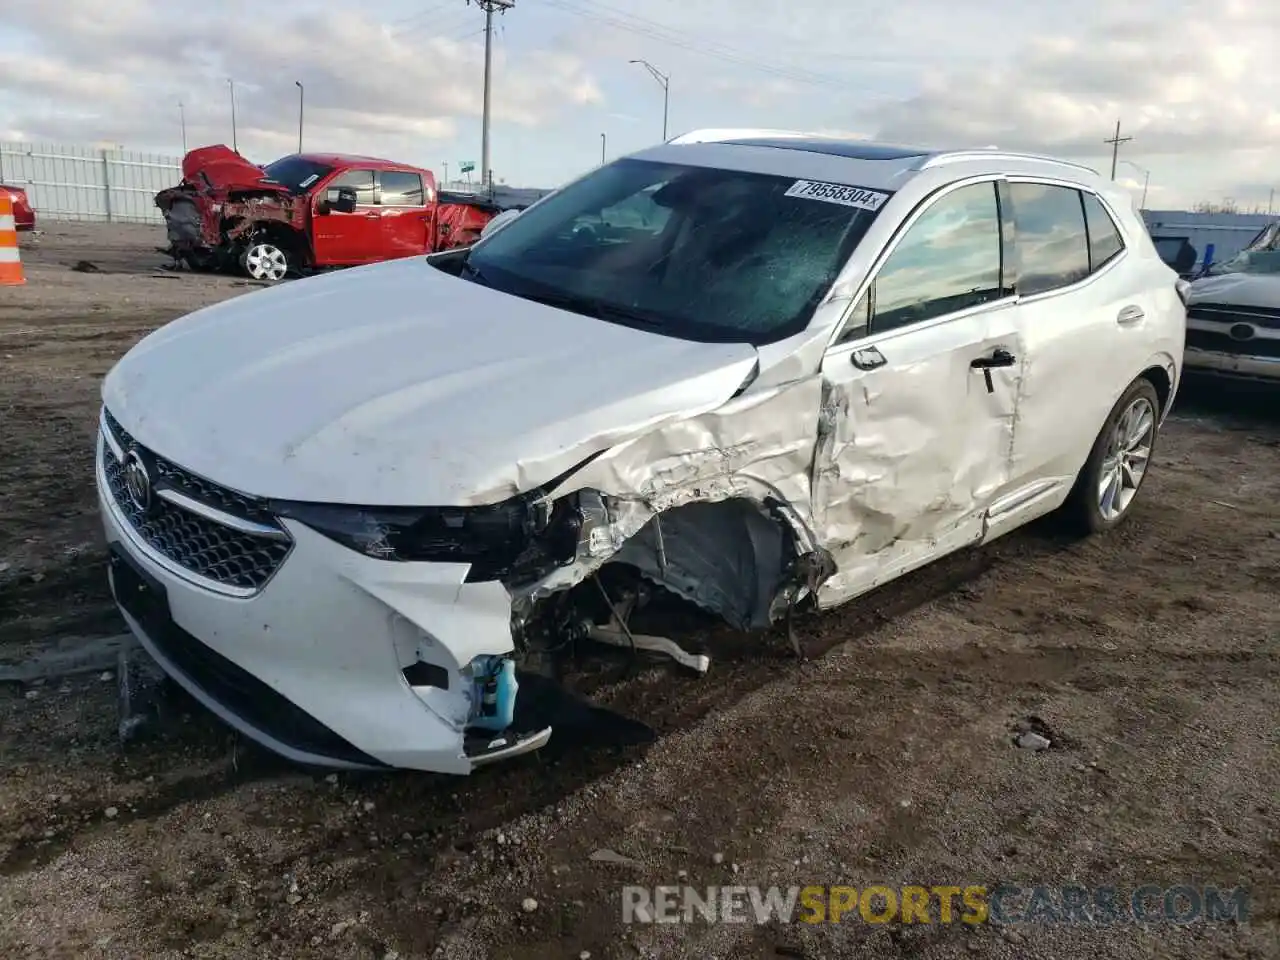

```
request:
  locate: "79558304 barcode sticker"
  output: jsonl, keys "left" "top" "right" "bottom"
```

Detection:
{"left": 783, "top": 180, "right": 889, "bottom": 211}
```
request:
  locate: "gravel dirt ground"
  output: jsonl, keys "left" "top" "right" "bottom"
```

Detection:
{"left": 1, "top": 223, "right": 1277, "bottom": 960}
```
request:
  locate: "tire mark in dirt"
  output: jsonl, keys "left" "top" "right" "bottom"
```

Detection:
{"left": 0, "top": 755, "right": 286, "bottom": 879}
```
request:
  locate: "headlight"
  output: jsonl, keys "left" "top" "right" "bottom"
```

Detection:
{"left": 273, "top": 493, "right": 582, "bottom": 583}
{"left": 1175, "top": 278, "right": 1191, "bottom": 307}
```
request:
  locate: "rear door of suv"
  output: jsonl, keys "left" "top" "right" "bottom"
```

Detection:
{"left": 987, "top": 180, "right": 1150, "bottom": 538}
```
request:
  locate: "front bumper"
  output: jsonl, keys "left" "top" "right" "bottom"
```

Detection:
{"left": 96, "top": 428, "right": 547, "bottom": 773}
{"left": 1183, "top": 347, "right": 1280, "bottom": 383}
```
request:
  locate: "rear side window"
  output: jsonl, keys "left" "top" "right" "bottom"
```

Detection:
{"left": 328, "top": 169, "right": 375, "bottom": 205}
{"left": 381, "top": 171, "right": 425, "bottom": 206}
{"left": 1081, "top": 192, "right": 1125, "bottom": 270}
{"left": 1010, "top": 183, "right": 1089, "bottom": 295}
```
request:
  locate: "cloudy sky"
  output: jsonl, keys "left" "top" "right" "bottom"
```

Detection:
{"left": 1, "top": 0, "right": 1276, "bottom": 209}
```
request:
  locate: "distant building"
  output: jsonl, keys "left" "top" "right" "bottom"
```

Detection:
{"left": 1141, "top": 209, "right": 1275, "bottom": 273}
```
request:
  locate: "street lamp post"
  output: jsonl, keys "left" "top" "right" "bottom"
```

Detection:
{"left": 228, "top": 78, "right": 238, "bottom": 153}
{"left": 629, "top": 59, "right": 669, "bottom": 141}
{"left": 179, "top": 101, "right": 186, "bottom": 154}
{"left": 1121, "top": 160, "right": 1151, "bottom": 211}
{"left": 295, "top": 81, "right": 304, "bottom": 153}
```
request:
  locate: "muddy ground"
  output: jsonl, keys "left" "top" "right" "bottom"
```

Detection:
{"left": 1, "top": 223, "right": 1277, "bottom": 960}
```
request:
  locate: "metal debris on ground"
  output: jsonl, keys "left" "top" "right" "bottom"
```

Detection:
{"left": 0, "top": 633, "right": 132, "bottom": 684}
{"left": 1016, "top": 731, "right": 1052, "bottom": 751}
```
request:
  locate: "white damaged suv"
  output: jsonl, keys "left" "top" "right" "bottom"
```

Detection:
{"left": 98, "top": 130, "right": 1186, "bottom": 773}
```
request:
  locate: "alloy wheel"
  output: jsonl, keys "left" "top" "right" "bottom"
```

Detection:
{"left": 1097, "top": 395, "right": 1155, "bottom": 522}
{"left": 244, "top": 243, "right": 288, "bottom": 282}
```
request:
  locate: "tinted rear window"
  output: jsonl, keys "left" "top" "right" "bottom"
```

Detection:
{"left": 1081, "top": 192, "right": 1125, "bottom": 270}
{"left": 381, "top": 171, "right": 425, "bottom": 205}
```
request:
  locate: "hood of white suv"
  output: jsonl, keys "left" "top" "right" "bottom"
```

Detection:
{"left": 102, "top": 258, "right": 759, "bottom": 506}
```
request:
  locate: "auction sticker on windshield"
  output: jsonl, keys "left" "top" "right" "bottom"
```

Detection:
{"left": 784, "top": 180, "right": 889, "bottom": 211}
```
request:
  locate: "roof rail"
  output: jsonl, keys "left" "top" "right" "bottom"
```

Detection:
{"left": 918, "top": 150, "right": 1098, "bottom": 175}
{"left": 665, "top": 128, "right": 815, "bottom": 145}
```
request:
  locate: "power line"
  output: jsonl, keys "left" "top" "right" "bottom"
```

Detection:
{"left": 573, "top": 0, "right": 981, "bottom": 67}
{"left": 539, "top": 0, "right": 855, "bottom": 91}
{"left": 387, "top": 1, "right": 457, "bottom": 29}
{"left": 538, "top": 0, "right": 948, "bottom": 96}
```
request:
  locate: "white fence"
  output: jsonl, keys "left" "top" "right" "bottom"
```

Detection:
{"left": 0, "top": 142, "right": 181, "bottom": 224}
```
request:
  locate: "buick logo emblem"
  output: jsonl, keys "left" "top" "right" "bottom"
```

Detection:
{"left": 1229, "top": 323, "right": 1255, "bottom": 341}
{"left": 122, "top": 449, "right": 153, "bottom": 514}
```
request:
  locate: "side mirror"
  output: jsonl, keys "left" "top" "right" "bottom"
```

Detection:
{"left": 323, "top": 186, "right": 358, "bottom": 214}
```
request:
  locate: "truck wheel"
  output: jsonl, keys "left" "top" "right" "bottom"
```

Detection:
{"left": 241, "top": 242, "right": 290, "bottom": 282}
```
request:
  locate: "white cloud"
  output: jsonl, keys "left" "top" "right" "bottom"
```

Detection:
{"left": 0, "top": 0, "right": 601, "bottom": 166}
{"left": 871, "top": 0, "right": 1280, "bottom": 207}
{"left": 0, "top": 0, "right": 1275, "bottom": 205}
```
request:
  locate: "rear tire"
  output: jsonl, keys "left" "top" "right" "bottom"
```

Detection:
{"left": 1059, "top": 377, "right": 1161, "bottom": 536}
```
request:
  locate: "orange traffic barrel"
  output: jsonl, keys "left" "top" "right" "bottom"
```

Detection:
{"left": 0, "top": 193, "right": 25, "bottom": 285}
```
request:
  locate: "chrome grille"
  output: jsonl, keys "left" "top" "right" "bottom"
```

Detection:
{"left": 101, "top": 409, "right": 292, "bottom": 592}
{"left": 1187, "top": 302, "right": 1280, "bottom": 329}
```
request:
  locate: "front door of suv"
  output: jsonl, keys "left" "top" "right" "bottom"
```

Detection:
{"left": 814, "top": 179, "right": 1024, "bottom": 606}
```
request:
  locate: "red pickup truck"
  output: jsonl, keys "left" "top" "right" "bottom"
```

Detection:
{"left": 155, "top": 146, "right": 503, "bottom": 281}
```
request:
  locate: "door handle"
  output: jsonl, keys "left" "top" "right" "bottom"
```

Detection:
{"left": 970, "top": 347, "right": 1017, "bottom": 393}
{"left": 1116, "top": 305, "right": 1145, "bottom": 325}
{"left": 850, "top": 346, "right": 887, "bottom": 370}
{"left": 365, "top": 211, "right": 381, "bottom": 219}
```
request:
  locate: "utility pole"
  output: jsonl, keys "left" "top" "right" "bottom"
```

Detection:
{"left": 443, "top": 161, "right": 449, "bottom": 188}
{"left": 469, "top": 0, "right": 514, "bottom": 190}
{"left": 629, "top": 59, "right": 670, "bottom": 140}
{"left": 295, "top": 81, "right": 304, "bottom": 153}
{"left": 228, "top": 78, "right": 238, "bottom": 153}
{"left": 1104, "top": 120, "right": 1131, "bottom": 181}
{"left": 600, "top": 132, "right": 606, "bottom": 164}
{"left": 179, "top": 101, "right": 186, "bottom": 154}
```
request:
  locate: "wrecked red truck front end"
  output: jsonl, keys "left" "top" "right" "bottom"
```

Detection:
{"left": 155, "top": 145, "right": 305, "bottom": 272}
